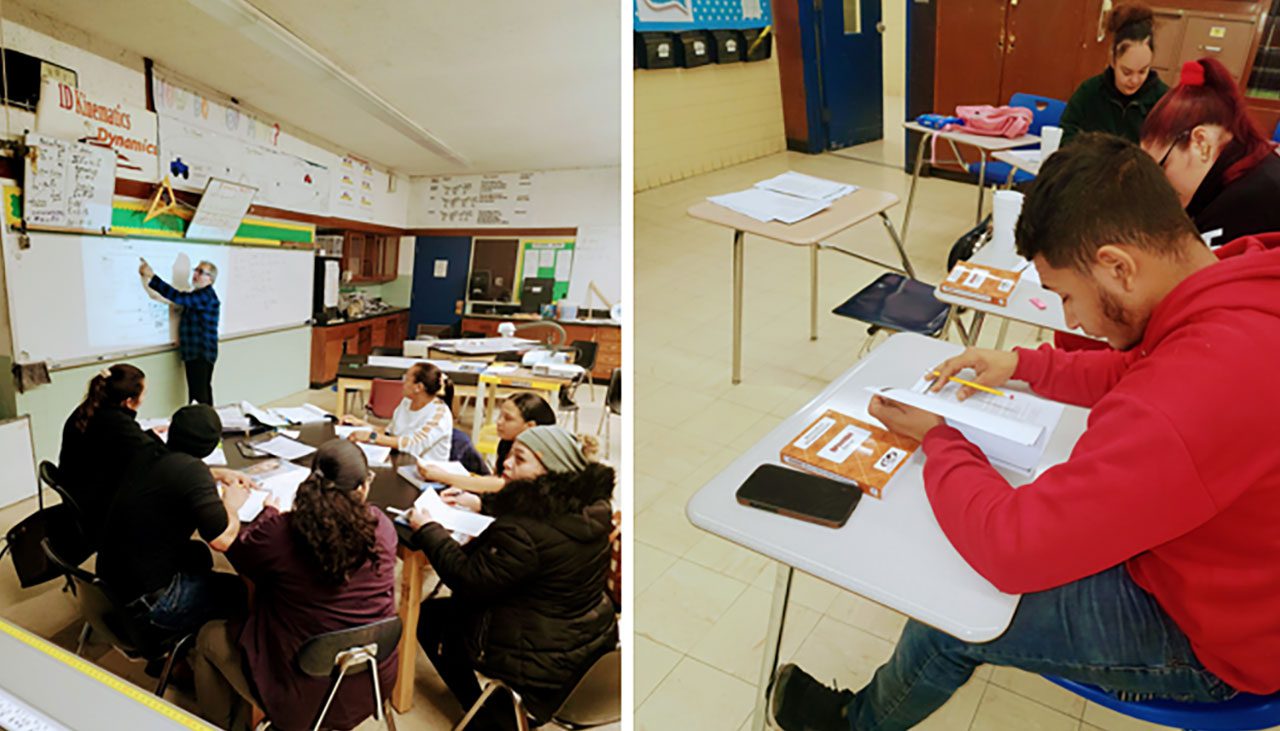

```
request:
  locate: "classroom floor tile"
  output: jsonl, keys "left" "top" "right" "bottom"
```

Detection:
{"left": 632, "top": 149, "right": 1136, "bottom": 731}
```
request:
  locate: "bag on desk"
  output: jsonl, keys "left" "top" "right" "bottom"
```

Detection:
{"left": 928, "top": 105, "right": 1033, "bottom": 166}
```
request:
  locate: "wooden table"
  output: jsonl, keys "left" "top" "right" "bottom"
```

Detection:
{"left": 222, "top": 422, "right": 428, "bottom": 713}
{"left": 687, "top": 186, "right": 912, "bottom": 384}
{"left": 686, "top": 333, "right": 1088, "bottom": 731}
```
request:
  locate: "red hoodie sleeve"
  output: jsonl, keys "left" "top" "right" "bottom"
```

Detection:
{"left": 921, "top": 393, "right": 1219, "bottom": 594}
{"left": 1012, "top": 343, "right": 1136, "bottom": 408}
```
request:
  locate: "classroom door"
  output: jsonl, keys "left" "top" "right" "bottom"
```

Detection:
{"left": 409, "top": 236, "right": 471, "bottom": 336}
{"left": 1000, "top": 1, "right": 1092, "bottom": 103}
{"left": 816, "top": 0, "right": 885, "bottom": 148}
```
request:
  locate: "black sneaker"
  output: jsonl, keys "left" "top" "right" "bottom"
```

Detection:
{"left": 769, "top": 663, "right": 854, "bottom": 731}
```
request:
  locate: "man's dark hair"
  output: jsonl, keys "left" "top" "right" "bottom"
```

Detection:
{"left": 1015, "top": 132, "right": 1200, "bottom": 271}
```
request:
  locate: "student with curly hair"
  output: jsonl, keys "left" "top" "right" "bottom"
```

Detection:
{"left": 188, "top": 439, "right": 398, "bottom": 731}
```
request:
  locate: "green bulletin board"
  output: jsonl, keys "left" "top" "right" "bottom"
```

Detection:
{"left": 519, "top": 238, "right": 575, "bottom": 301}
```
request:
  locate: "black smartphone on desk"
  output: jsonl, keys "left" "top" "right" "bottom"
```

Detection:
{"left": 735, "top": 464, "right": 861, "bottom": 528}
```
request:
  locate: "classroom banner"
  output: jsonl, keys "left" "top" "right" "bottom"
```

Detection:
{"left": 634, "top": 0, "right": 771, "bottom": 31}
{"left": 35, "top": 80, "right": 159, "bottom": 182}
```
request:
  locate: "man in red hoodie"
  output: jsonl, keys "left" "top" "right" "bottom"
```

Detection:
{"left": 770, "top": 132, "right": 1280, "bottom": 731}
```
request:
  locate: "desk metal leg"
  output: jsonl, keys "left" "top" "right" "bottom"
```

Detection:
{"left": 995, "top": 317, "right": 1011, "bottom": 350}
{"left": 809, "top": 243, "right": 819, "bottom": 341}
{"left": 732, "top": 229, "right": 745, "bottom": 384}
{"left": 976, "top": 151, "right": 989, "bottom": 224}
{"left": 752, "top": 564, "right": 794, "bottom": 731}
{"left": 967, "top": 311, "right": 987, "bottom": 346}
{"left": 393, "top": 546, "right": 427, "bottom": 713}
{"left": 899, "top": 133, "right": 931, "bottom": 251}
{"left": 879, "top": 212, "right": 916, "bottom": 279}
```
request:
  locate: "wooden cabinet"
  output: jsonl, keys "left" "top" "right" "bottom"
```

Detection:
{"left": 336, "top": 232, "right": 400, "bottom": 284}
{"left": 310, "top": 311, "right": 411, "bottom": 386}
{"left": 461, "top": 317, "right": 621, "bottom": 381}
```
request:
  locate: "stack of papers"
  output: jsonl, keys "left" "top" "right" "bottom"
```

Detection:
{"left": 357, "top": 442, "right": 392, "bottom": 466}
{"left": 240, "top": 401, "right": 290, "bottom": 428}
{"left": 755, "top": 172, "right": 858, "bottom": 201}
{"left": 271, "top": 404, "right": 331, "bottom": 424}
{"left": 412, "top": 482, "right": 495, "bottom": 537}
{"left": 254, "top": 435, "right": 316, "bottom": 461}
{"left": 235, "top": 461, "right": 311, "bottom": 521}
{"left": 869, "top": 376, "right": 1064, "bottom": 475}
{"left": 214, "top": 405, "right": 252, "bottom": 432}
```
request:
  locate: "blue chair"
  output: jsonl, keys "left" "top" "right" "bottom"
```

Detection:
{"left": 968, "top": 92, "right": 1067, "bottom": 185}
{"left": 1272, "top": 121, "right": 1279, "bottom": 143}
{"left": 1047, "top": 677, "right": 1280, "bottom": 731}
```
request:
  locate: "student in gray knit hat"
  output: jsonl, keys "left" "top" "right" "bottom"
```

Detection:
{"left": 406, "top": 423, "right": 616, "bottom": 728}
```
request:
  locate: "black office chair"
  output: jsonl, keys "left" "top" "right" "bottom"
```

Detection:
{"left": 40, "top": 539, "right": 192, "bottom": 697}
{"left": 1, "top": 462, "right": 93, "bottom": 591}
{"left": 570, "top": 340, "right": 599, "bottom": 400}
{"left": 294, "top": 616, "right": 402, "bottom": 731}
{"left": 595, "top": 369, "right": 621, "bottom": 460}
{"left": 557, "top": 370, "right": 588, "bottom": 432}
{"left": 456, "top": 647, "right": 622, "bottom": 731}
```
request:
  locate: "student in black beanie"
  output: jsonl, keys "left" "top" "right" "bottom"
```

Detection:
{"left": 98, "top": 405, "right": 256, "bottom": 639}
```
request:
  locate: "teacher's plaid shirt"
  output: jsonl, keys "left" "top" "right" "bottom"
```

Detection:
{"left": 148, "top": 275, "right": 220, "bottom": 362}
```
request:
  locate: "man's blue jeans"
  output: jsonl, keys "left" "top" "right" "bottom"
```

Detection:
{"left": 844, "top": 565, "right": 1238, "bottom": 730}
{"left": 131, "top": 571, "right": 246, "bottom": 639}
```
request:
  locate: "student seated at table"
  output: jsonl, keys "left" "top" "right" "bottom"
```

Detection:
{"left": 341, "top": 362, "right": 453, "bottom": 460}
{"left": 1140, "top": 58, "right": 1280, "bottom": 245}
{"left": 418, "top": 392, "right": 557, "bottom": 493}
{"left": 189, "top": 439, "right": 398, "bottom": 731}
{"left": 406, "top": 425, "right": 617, "bottom": 728}
{"left": 97, "top": 405, "right": 255, "bottom": 640}
{"left": 57, "top": 364, "right": 164, "bottom": 542}
{"left": 768, "top": 133, "right": 1280, "bottom": 731}
{"left": 1060, "top": 3, "right": 1167, "bottom": 145}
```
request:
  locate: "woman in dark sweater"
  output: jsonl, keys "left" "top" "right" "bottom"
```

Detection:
{"left": 188, "top": 439, "right": 398, "bottom": 731}
{"left": 407, "top": 425, "right": 617, "bottom": 728}
{"left": 1061, "top": 3, "right": 1168, "bottom": 145}
{"left": 57, "top": 363, "right": 163, "bottom": 543}
{"left": 1141, "top": 58, "right": 1280, "bottom": 245}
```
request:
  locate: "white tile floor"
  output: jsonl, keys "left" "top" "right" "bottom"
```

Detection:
{"left": 0, "top": 383, "right": 622, "bottom": 730}
{"left": 632, "top": 147, "right": 1196, "bottom": 730}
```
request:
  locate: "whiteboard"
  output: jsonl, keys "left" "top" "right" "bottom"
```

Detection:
{"left": 22, "top": 134, "right": 116, "bottom": 233}
{"left": 187, "top": 178, "right": 256, "bottom": 241}
{"left": 0, "top": 417, "right": 37, "bottom": 509}
{"left": 3, "top": 232, "right": 313, "bottom": 366}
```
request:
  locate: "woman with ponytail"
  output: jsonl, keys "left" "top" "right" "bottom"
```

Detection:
{"left": 341, "top": 361, "right": 453, "bottom": 460}
{"left": 1061, "top": 3, "right": 1168, "bottom": 145}
{"left": 57, "top": 363, "right": 160, "bottom": 541}
{"left": 1141, "top": 58, "right": 1280, "bottom": 244}
{"left": 189, "top": 439, "right": 397, "bottom": 731}
{"left": 418, "top": 391, "right": 557, "bottom": 492}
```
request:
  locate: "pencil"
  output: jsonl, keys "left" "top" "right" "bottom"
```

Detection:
{"left": 929, "top": 371, "right": 1012, "bottom": 399}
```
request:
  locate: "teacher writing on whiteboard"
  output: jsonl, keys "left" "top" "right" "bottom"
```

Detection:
{"left": 138, "top": 258, "right": 221, "bottom": 405}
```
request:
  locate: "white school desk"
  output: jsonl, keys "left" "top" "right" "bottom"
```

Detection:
{"left": 0, "top": 619, "right": 215, "bottom": 730}
{"left": 685, "top": 333, "right": 1088, "bottom": 731}
{"left": 934, "top": 242, "right": 1093, "bottom": 348}
{"left": 900, "top": 122, "right": 1039, "bottom": 248}
{"left": 991, "top": 149, "right": 1042, "bottom": 181}
{"left": 687, "top": 186, "right": 913, "bottom": 384}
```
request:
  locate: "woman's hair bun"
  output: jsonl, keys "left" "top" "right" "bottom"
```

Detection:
{"left": 1108, "top": 3, "right": 1154, "bottom": 35}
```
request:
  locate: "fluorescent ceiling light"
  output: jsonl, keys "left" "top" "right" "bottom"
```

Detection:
{"left": 184, "top": 0, "right": 468, "bottom": 166}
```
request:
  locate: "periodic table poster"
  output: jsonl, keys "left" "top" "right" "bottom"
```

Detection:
{"left": 634, "top": 0, "right": 771, "bottom": 31}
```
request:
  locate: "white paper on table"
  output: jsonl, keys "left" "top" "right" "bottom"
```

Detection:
{"left": 241, "top": 401, "right": 289, "bottom": 428}
{"left": 254, "top": 435, "right": 317, "bottom": 461}
{"left": 203, "top": 446, "right": 227, "bottom": 466}
{"left": 868, "top": 378, "right": 1064, "bottom": 474}
{"left": 1006, "top": 149, "right": 1042, "bottom": 164}
{"left": 367, "top": 355, "right": 421, "bottom": 369}
{"left": 397, "top": 464, "right": 429, "bottom": 489}
{"left": 413, "top": 483, "right": 495, "bottom": 537}
{"left": 754, "top": 172, "right": 857, "bottom": 201}
{"left": 272, "top": 405, "right": 330, "bottom": 424}
{"left": 708, "top": 188, "right": 831, "bottom": 224}
{"left": 237, "top": 462, "right": 311, "bottom": 521}
{"left": 138, "top": 418, "right": 170, "bottom": 442}
{"left": 279, "top": 429, "right": 300, "bottom": 440}
{"left": 214, "top": 405, "right": 251, "bottom": 432}
{"left": 357, "top": 442, "right": 392, "bottom": 466}
{"left": 418, "top": 459, "right": 470, "bottom": 477}
{"left": 335, "top": 425, "right": 364, "bottom": 439}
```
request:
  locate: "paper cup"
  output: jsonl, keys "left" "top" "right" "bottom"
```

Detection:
{"left": 1041, "top": 126, "right": 1063, "bottom": 159}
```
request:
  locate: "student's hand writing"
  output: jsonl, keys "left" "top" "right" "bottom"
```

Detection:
{"left": 928, "top": 348, "right": 1019, "bottom": 401}
{"left": 417, "top": 464, "right": 456, "bottom": 484}
{"left": 221, "top": 482, "right": 251, "bottom": 513}
{"left": 347, "top": 430, "right": 374, "bottom": 443}
{"left": 138, "top": 258, "right": 154, "bottom": 280}
{"left": 440, "top": 488, "right": 482, "bottom": 513}
{"left": 406, "top": 506, "right": 435, "bottom": 530}
{"left": 211, "top": 468, "right": 256, "bottom": 491}
{"left": 869, "top": 395, "right": 945, "bottom": 442}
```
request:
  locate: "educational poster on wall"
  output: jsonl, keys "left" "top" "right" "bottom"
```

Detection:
{"left": 333, "top": 154, "right": 378, "bottom": 218}
{"left": 153, "top": 70, "right": 285, "bottom": 151}
{"left": 35, "top": 80, "right": 159, "bottom": 182}
{"left": 22, "top": 133, "right": 116, "bottom": 233}
{"left": 634, "top": 0, "right": 770, "bottom": 31}
{"left": 419, "top": 172, "right": 538, "bottom": 226}
{"left": 519, "top": 239, "right": 575, "bottom": 301}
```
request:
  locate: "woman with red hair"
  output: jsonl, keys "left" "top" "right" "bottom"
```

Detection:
{"left": 1140, "top": 58, "right": 1280, "bottom": 244}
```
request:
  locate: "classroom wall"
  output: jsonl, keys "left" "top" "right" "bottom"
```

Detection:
{"left": 634, "top": 58, "right": 786, "bottom": 191}
{"left": 10, "top": 327, "right": 310, "bottom": 466}
{"left": 407, "top": 168, "right": 622, "bottom": 308}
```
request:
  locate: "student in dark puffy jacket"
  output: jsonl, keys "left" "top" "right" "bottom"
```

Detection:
{"left": 407, "top": 425, "right": 616, "bottom": 728}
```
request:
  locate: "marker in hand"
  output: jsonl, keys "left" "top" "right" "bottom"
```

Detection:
{"left": 929, "top": 371, "right": 1013, "bottom": 399}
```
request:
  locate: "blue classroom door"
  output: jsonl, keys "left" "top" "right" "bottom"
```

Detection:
{"left": 816, "top": 0, "right": 884, "bottom": 149}
{"left": 409, "top": 236, "right": 471, "bottom": 336}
